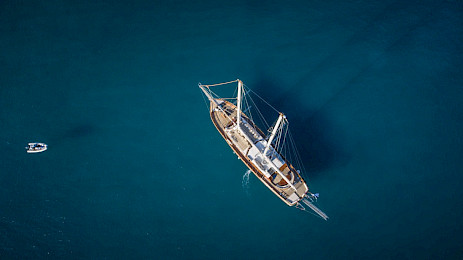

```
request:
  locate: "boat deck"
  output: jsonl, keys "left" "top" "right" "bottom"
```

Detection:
{"left": 210, "top": 100, "right": 308, "bottom": 206}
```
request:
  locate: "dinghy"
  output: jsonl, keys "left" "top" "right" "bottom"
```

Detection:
{"left": 26, "top": 143, "right": 47, "bottom": 153}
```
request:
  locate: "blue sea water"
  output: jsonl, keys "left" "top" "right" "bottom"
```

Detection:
{"left": 1, "top": 0, "right": 462, "bottom": 259}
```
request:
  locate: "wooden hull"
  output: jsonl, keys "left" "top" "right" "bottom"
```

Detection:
{"left": 209, "top": 100, "right": 308, "bottom": 206}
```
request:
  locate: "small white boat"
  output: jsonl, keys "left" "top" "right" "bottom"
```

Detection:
{"left": 26, "top": 143, "right": 47, "bottom": 153}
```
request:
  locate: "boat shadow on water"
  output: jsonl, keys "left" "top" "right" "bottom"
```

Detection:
{"left": 252, "top": 77, "right": 350, "bottom": 179}
{"left": 48, "top": 123, "right": 97, "bottom": 146}
{"left": 65, "top": 124, "right": 96, "bottom": 139}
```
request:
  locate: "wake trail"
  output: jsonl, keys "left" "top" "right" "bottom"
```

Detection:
{"left": 242, "top": 169, "right": 251, "bottom": 194}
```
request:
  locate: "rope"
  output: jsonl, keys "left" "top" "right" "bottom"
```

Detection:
{"left": 200, "top": 89, "right": 211, "bottom": 112}
{"left": 288, "top": 130, "right": 307, "bottom": 178}
{"left": 296, "top": 202, "right": 326, "bottom": 219}
{"left": 201, "top": 79, "right": 239, "bottom": 87}
{"left": 281, "top": 123, "right": 289, "bottom": 160}
{"left": 246, "top": 87, "right": 270, "bottom": 131}
{"left": 245, "top": 93, "right": 265, "bottom": 131}
{"left": 243, "top": 89, "right": 253, "bottom": 127}
{"left": 274, "top": 121, "right": 284, "bottom": 157}
{"left": 246, "top": 86, "right": 280, "bottom": 114}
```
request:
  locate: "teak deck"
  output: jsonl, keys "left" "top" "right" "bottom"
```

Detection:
{"left": 210, "top": 100, "right": 308, "bottom": 206}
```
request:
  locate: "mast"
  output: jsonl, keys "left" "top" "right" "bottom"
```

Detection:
{"left": 236, "top": 80, "right": 243, "bottom": 128}
{"left": 262, "top": 113, "right": 298, "bottom": 192}
{"left": 264, "top": 113, "right": 285, "bottom": 156}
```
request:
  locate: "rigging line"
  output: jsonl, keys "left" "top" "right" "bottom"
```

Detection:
{"left": 201, "top": 79, "right": 239, "bottom": 87}
{"left": 284, "top": 124, "right": 289, "bottom": 156}
{"left": 243, "top": 86, "right": 257, "bottom": 128}
{"left": 283, "top": 126, "right": 289, "bottom": 161}
{"left": 281, "top": 123, "right": 289, "bottom": 160}
{"left": 283, "top": 123, "right": 289, "bottom": 150}
{"left": 249, "top": 90, "right": 268, "bottom": 133}
{"left": 208, "top": 88, "right": 220, "bottom": 99}
{"left": 275, "top": 119, "right": 285, "bottom": 158}
{"left": 242, "top": 89, "right": 248, "bottom": 120}
{"left": 241, "top": 86, "right": 247, "bottom": 113}
{"left": 287, "top": 137, "right": 294, "bottom": 170}
{"left": 247, "top": 90, "right": 270, "bottom": 131}
{"left": 246, "top": 87, "right": 280, "bottom": 114}
{"left": 290, "top": 132, "right": 298, "bottom": 171}
{"left": 288, "top": 131, "right": 299, "bottom": 170}
{"left": 281, "top": 123, "right": 287, "bottom": 155}
{"left": 245, "top": 86, "right": 269, "bottom": 125}
{"left": 200, "top": 90, "right": 211, "bottom": 112}
{"left": 288, "top": 130, "right": 297, "bottom": 166}
{"left": 242, "top": 105, "right": 253, "bottom": 114}
{"left": 289, "top": 130, "right": 307, "bottom": 176}
{"left": 232, "top": 83, "right": 240, "bottom": 106}
{"left": 282, "top": 119, "right": 288, "bottom": 146}
{"left": 243, "top": 86, "right": 250, "bottom": 98}
{"left": 208, "top": 86, "right": 237, "bottom": 101}
{"left": 232, "top": 84, "right": 238, "bottom": 102}
{"left": 243, "top": 89, "right": 253, "bottom": 126}
{"left": 210, "top": 88, "right": 238, "bottom": 102}
{"left": 288, "top": 131, "right": 298, "bottom": 164}
{"left": 288, "top": 126, "right": 300, "bottom": 171}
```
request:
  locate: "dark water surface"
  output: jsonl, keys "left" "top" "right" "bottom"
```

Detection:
{"left": 1, "top": 0, "right": 462, "bottom": 259}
